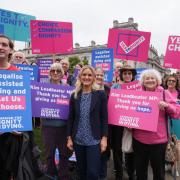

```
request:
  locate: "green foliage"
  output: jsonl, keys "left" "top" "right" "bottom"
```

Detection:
{"left": 34, "top": 127, "right": 46, "bottom": 162}
{"left": 68, "top": 56, "right": 80, "bottom": 74}
{"left": 82, "top": 56, "right": 89, "bottom": 65}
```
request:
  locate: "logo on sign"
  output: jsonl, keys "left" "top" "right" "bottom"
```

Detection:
{"left": 116, "top": 33, "right": 145, "bottom": 57}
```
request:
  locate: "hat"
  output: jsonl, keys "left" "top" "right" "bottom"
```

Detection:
{"left": 119, "top": 65, "right": 137, "bottom": 81}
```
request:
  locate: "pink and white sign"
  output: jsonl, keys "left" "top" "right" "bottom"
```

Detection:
{"left": 96, "top": 63, "right": 111, "bottom": 71}
{"left": 30, "top": 20, "right": 73, "bottom": 54}
{"left": 108, "top": 89, "right": 160, "bottom": 132}
{"left": 164, "top": 36, "right": 180, "bottom": 69}
{"left": 107, "top": 29, "right": 151, "bottom": 62}
{"left": 121, "top": 80, "right": 142, "bottom": 90}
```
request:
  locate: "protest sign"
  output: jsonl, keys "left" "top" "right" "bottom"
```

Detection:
{"left": 107, "top": 28, "right": 151, "bottom": 62}
{"left": 91, "top": 48, "right": 114, "bottom": 82}
{"left": 0, "top": 70, "right": 32, "bottom": 132}
{"left": 0, "top": 8, "right": 35, "bottom": 41}
{"left": 135, "top": 68, "right": 147, "bottom": 80}
{"left": 31, "top": 20, "right": 73, "bottom": 54}
{"left": 121, "top": 80, "right": 142, "bottom": 90}
{"left": 108, "top": 89, "right": 160, "bottom": 132}
{"left": 14, "top": 64, "right": 38, "bottom": 81}
{"left": 31, "top": 82, "right": 74, "bottom": 119}
{"left": 37, "top": 58, "right": 53, "bottom": 83}
{"left": 164, "top": 36, "right": 180, "bottom": 69}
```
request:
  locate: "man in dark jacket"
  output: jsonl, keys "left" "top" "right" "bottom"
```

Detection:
{"left": 0, "top": 34, "right": 43, "bottom": 180}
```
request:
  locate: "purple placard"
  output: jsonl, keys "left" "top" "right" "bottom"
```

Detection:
{"left": 37, "top": 58, "right": 53, "bottom": 83}
{"left": 31, "top": 82, "right": 74, "bottom": 119}
{"left": 73, "top": 68, "right": 80, "bottom": 78}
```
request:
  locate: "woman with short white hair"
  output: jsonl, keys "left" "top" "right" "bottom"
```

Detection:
{"left": 133, "top": 69, "right": 180, "bottom": 180}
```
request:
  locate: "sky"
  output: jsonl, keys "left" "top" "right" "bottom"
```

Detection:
{"left": 1, "top": 0, "right": 180, "bottom": 55}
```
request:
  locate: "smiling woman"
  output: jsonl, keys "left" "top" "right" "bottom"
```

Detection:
{"left": 67, "top": 65, "right": 108, "bottom": 180}
{"left": 41, "top": 62, "right": 71, "bottom": 180}
{"left": 133, "top": 69, "right": 180, "bottom": 180}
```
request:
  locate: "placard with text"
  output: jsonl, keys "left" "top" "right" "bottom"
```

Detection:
{"left": 0, "top": 71, "right": 32, "bottom": 132}
{"left": 108, "top": 89, "right": 160, "bottom": 132}
{"left": 31, "top": 20, "right": 73, "bottom": 54}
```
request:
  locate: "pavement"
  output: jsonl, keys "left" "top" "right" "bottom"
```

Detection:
{"left": 107, "top": 153, "right": 180, "bottom": 180}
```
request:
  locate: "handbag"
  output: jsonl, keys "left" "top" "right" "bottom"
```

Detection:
{"left": 122, "top": 128, "right": 133, "bottom": 153}
{"left": 165, "top": 134, "right": 177, "bottom": 163}
{"left": 163, "top": 90, "right": 177, "bottom": 163}
{"left": 176, "top": 140, "right": 180, "bottom": 162}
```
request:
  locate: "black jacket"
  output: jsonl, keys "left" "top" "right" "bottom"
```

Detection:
{"left": 67, "top": 90, "right": 108, "bottom": 140}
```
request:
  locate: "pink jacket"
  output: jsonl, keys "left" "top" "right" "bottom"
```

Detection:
{"left": 133, "top": 86, "right": 180, "bottom": 144}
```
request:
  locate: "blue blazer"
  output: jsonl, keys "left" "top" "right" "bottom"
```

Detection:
{"left": 67, "top": 90, "right": 108, "bottom": 140}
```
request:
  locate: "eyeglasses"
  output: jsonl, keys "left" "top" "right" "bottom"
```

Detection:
{"left": 0, "top": 42, "right": 9, "bottom": 47}
{"left": 167, "top": 80, "right": 176, "bottom": 83}
{"left": 50, "top": 69, "right": 62, "bottom": 74}
{"left": 123, "top": 72, "right": 132, "bottom": 75}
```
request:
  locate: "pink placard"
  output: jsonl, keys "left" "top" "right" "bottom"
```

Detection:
{"left": 121, "top": 80, "right": 142, "bottom": 90}
{"left": 107, "top": 29, "right": 151, "bottom": 62}
{"left": 164, "top": 36, "right": 180, "bottom": 69}
{"left": 30, "top": 20, "right": 73, "bottom": 54}
{"left": 108, "top": 89, "right": 160, "bottom": 132}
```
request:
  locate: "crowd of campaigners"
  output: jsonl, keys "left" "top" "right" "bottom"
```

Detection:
{"left": 0, "top": 34, "right": 180, "bottom": 180}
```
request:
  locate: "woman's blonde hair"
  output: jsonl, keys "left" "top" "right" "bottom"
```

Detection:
{"left": 74, "top": 65, "right": 99, "bottom": 98}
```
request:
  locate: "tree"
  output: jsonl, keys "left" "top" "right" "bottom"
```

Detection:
{"left": 82, "top": 56, "right": 89, "bottom": 65}
{"left": 68, "top": 56, "right": 80, "bottom": 74}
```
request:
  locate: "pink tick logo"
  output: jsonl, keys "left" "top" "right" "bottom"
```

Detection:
{"left": 107, "top": 29, "right": 151, "bottom": 62}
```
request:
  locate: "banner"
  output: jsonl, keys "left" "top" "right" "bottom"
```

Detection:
{"left": 121, "top": 80, "right": 142, "bottom": 90}
{"left": 107, "top": 29, "right": 151, "bottom": 62}
{"left": 37, "top": 58, "right": 53, "bottom": 83}
{"left": 108, "top": 89, "right": 160, "bottom": 132}
{"left": 14, "top": 64, "right": 38, "bottom": 81}
{"left": 0, "top": 70, "right": 32, "bottom": 132}
{"left": 135, "top": 68, "right": 147, "bottom": 80}
{"left": 31, "top": 82, "right": 74, "bottom": 119}
{"left": 0, "top": 8, "right": 35, "bottom": 42}
{"left": 31, "top": 20, "right": 73, "bottom": 54}
{"left": 164, "top": 36, "right": 180, "bottom": 69}
{"left": 91, "top": 48, "right": 114, "bottom": 82}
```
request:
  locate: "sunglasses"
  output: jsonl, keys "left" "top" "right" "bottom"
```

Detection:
{"left": 50, "top": 69, "right": 62, "bottom": 74}
{"left": 167, "top": 80, "right": 176, "bottom": 83}
{"left": 123, "top": 72, "right": 132, "bottom": 75}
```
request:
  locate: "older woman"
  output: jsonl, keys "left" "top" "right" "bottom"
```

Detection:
{"left": 133, "top": 69, "right": 180, "bottom": 180}
{"left": 60, "top": 58, "right": 72, "bottom": 85}
{"left": 67, "top": 65, "right": 108, "bottom": 180}
{"left": 42, "top": 63, "right": 70, "bottom": 180}
{"left": 111, "top": 64, "right": 137, "bottom": 180}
